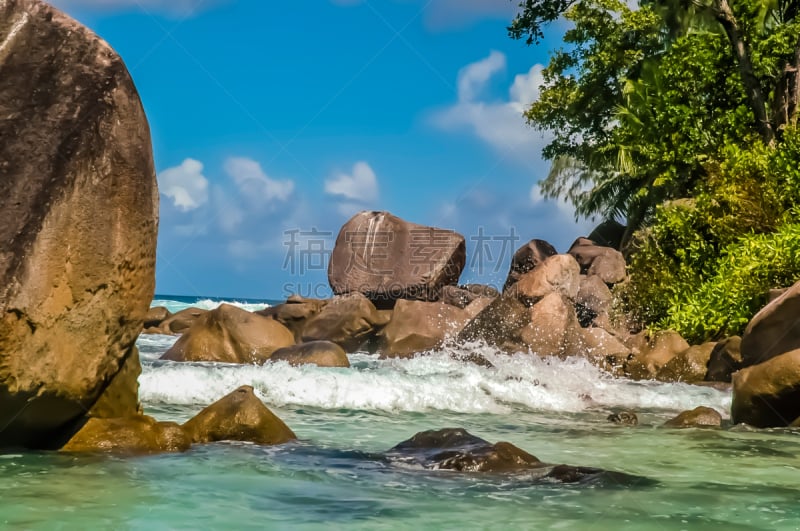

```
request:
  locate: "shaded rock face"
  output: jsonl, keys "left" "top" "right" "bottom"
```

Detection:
{"left": 301, "top": 293, "right": 387, "bottom": 352}
{"left": 60, "top": 416, "right": 190, "bottom": 454}
{"left": 328, "top": 211, "right": 466, "bottom": 304}
{"left": 705, "top": 337, "right": 743, "bottom": 383}
{"left": 144, "top": 306, "right": 171, "bottom": 329}
{"left": 575, "top": 275, "right": 613, "bottom": 328}
{"left": 88, "top": 347, "right": 142, "bottom": 418}
{"left": 502, "top": 239, "right": 557, "bottom": 291}
{"left": 148, "top": 307, "right": 207, "bottom": 335}
{"left": 456, "top": 296, "right": 531, "bottom": 350}
{"left": 740, "top": 281, "right": 800, "bottom": 367}
{"left": 257, "top": 296, "right": 327, "bottom": 342}
{"left": 0, "top": 1, "right": 158, "bottom": 447}
{"left": 587, "top": 219, "right": 626, "bottom": 250}
{"left": 508, "top": 254, "right": 581, "bottom": 305}
{"left": 387, "top": 428, "right": 646, "bottom": 485}
{"left": 161, "top": 304, "right": 295, "bottom": 364}
{"left": 567, "top": 238, "right": 627, "bottom": 285}
{"left": 182, "top": 386, "right": 296, "bottom": 445}
{"left": 731, "top": 349, "right": 800, "bottom": 427}
{"left": 441, "top": 284, "right": 498, "bottom": 309}
{"left": 656, "top": 342, "right": 716, "bottom": 383}
{"left": 379, "top": 300, "right": 471, "bottom": 358}
{"left": 663, "top": 406, "right": 722, "bottom": 428}
{"left": 624, "top": 330, "right": 689, "bottom": 380}
{"left": 270, "top": 341, "right": 350, "bottom": 368}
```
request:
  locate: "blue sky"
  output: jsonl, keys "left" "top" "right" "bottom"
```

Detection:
{"left": 52, "top": 0, "right": 592, "bottom": 299}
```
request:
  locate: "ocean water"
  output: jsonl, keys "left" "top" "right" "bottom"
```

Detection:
{"left": 2, "top": 297, "right": 800, "bottom": 529}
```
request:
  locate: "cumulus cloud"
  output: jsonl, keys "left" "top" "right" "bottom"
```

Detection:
{"left": 324, "top": 161, "right": 379, "bottom": 203}
{"left": 224, "top": 157, "right": 295, "bottom": 204}
{"left": 158, "top": 158, "right": 209, "bottom": 212}
{"left": 431, "top": 51, "right": 547, "bottom": 161}
{"left": 49, "top": 0, "right": 223, "bottom": 16}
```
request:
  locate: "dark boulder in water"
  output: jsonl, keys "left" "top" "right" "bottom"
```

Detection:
{"left": 731, "top": 349, "right": 800, "bottom": 427}
{"left": 328, "top": 211, "right": 465, "bottom": 304}
{"left": 144, "top": 306, "right": 172, "bottom": 330}
{"left": 0, "top": 0, "right": 158, "bottom": 448}
{"left": 379, "top": 300, "right": 472, "bottom": 358}
{"left": 608, "top": 411, "right": 638, "bottom": 426}
{"left": 60, "top": 416, "right": 190, "bottom": 454}
{"left": 161, "top": 304, "right": 295, "bottom": 364}
{"left": 301, "top": 293, "right": 388, "bottom": 352}
{"left": 151, "top": 307, "right": 208, "bottom": 335}
{"left": 257, "top": 296, "right": 328, "bottom": 342}
{"left": 387, "top": 428, "right": 649, "bottom": 484}
{"left": 183, "top": 386, "right": 297, "bottom": 445}
{"left": 705, "top": 336, "right": 743, "bottom": 383}
{"left": 270, "top": 340, "right": 350, "bottom": 367}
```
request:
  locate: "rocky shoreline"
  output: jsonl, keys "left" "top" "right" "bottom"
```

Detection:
{"left": 2, "top": 0, "right": 799, "bottom": 480}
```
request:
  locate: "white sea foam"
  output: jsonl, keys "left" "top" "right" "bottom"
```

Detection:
{"left": 151, "top": 298, "right": 271, "bottom": 314}
{"left": 137, "top": 342, "right": 731, "bottom": 416}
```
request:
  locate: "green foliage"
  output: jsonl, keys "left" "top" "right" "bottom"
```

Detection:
{"left": 619, "top": 132, "right": 800, "bottom": 341}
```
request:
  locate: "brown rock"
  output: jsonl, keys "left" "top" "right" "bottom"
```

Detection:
{"left": 578, "top": 327, "right": 631, "bottom": 373}
{"left": 457, "top": 296, "right": 530, "bottom": 349}
{"left": 441, "top": 284, "right": 497, "bottom": 308}
{"left": 88, "top": 347, "right": 142, "bottom": 418}
{"left": 519, "top": 292, "right": 583, "bottom": 357}
{"left": 607, "top": 411, "right": 638, "bottom": 426}
{"left": 705, "top": 337, "right": 743, "bottom": 383}
{"left": 740, "top": 280, "right": 800, "bottom": 367}
{"left": 182, "top": 386, "right": 296, "bottom": 445}
{"left": 301, "top": 293, "right": 386, "bottom": 352}
{"left": 328, "top": 211, "right": 465, "bottom": 304}
{"left": 568, "top": 238, "right": 627, "bottom": 285}
{"left": 144, "top": 306, "right": 171, "bottom": 329}
{"left": 157, "top": 307, "right": 208, "bottom": 335}
{"left": 508, "top": 254, "right": 581, "bottom": 304}
{"left": 663, "top": 406, "right": 722, "bottom": 428}
{"left": 61, "top": 416, "right": 190, "bottom": 454}
{"left": 379, "top": 300, "right": 471, "bottom": 358}
{"left": 502, "top": 239, "right": 558, "bottom": 291}
{"left": 587, "top": 219, "right": 626, "bottom": 250}
{"left": 575, "top": 275, "right": 613, "bottom": 327}
{"left": 256, "top": 296, "right": 327, "bottom": 341}
{"left": 270, "top": 341, "right": 350, "bottom": 367}
{"left": 731, "top": 349, "right": 800, "bottom": 427}
{"left": 161, "top": 304, "right": 294, "bottom": 363}
{"left": 656, "top": 342, "right": 716, "bottom": 383}
{"left": 624, "top": 330, "right": 690, "bottom": 380}
{"left": 0, "top": 0, "right": 158, "bottom": 447}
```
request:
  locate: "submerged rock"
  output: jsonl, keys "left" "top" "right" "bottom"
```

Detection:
{"left": 663, "top": 406, "right": 722, "bottom": 428}
{"left": 387, "top": 428, "right": 645, "bottom": 484}
{"left": 731, "top": 349, "right": 800, "bottom": 427}
{"left": 607, "top": 411, "right": 638, "bottom": 426}
{"left": 328, "top": 211, "right": 465, "bottom": 304}
{"left": 161, "top": 304, "right": 295, "bottom": 364}
{"left": 740, "top": 281, "right": 800, "bottom": 367}
{"left": 0, "top": 0, "right": 158, "bottom": 447}
{"left": 183, "top": 386, "right": 296, "bottom": 445}
{"left": 270, "top": 341, "right": 350, "bottom": 367}
{"left": 144, "top": 306, "right": 172, "bottom": 329}
{"left": 61, "top": 416, "right": 190, "bottom": 454}
{"left": 152, "top": 307, "right": 208, "bottom": 335}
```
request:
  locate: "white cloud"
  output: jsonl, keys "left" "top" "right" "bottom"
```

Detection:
{"left": 431, "top": 52, "right": 548, "bottom": 162}
{"left": 224, "top": 157, "right": 294, "bottom": 204}
{"left": 324, "top": 161, "right": 379, "bottom": 203}
{"left": 158, "top": 158, "right": 209, "bottom": 212}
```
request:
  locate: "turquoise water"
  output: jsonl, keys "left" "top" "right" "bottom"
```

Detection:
{"left": 2, "top": 298, "right": 800, "bottom": 529}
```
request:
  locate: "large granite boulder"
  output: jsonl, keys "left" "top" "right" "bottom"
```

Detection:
{"left": 502, "top": 239, "right": 557, "bottom": 291}
{"left": 507, "top": 254, "right": 581, "bottom": 305}
{"left": 257, "top": 295, "right": 327, "bottom": 342}
{"left": 568, "top": 238, "right": 627, "bottom": 285}
{"left": 519, "top": 292, "right": 583, "bottom": 357}
{"left": 147, "top": 307, "right": 207, "bottom": 335}
{"left": 270, "top": 341, "right": 350, "bottom": 368}
{"left": 182, "top": 386, "right": 296, "bottom": 445}
{"left": 60, "top": 416, "right": 190, "bottom": 454}
{"left": 386, "top": 428, "right": 646, "bottom": 484}
{"left": 0, "top": 0, "right": 158, "bottom": 447}
{"left": 328, "top": 211, "right": 465, "bottom": 304}
{"left": 655, "top": 342, "right": 716, "bottom": 383}
{"left": 161, "top": 304, "right": 295, "bottom": 364}
{"left": 575, "top": 275, "right": 614, "bottom": 327}
{"left": 379, "top": 300, "right": 471, "bottom": 358}
{"left": 143, "top": 306, "right": 171, "bottom": 329}
{"left": 740, "top": 281, "right": 800, "bottom": 367}
{"left": 456, "top": 296, "right": 530, "bottom": 350}
{"left": 301, "top": 293, "right": 388, "bottom": 352}
{"left": 624, "top": 330, "right": 690, "bottom": 380}
{"left": 731, "top": 349, "right": 800, "bottom": 427}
